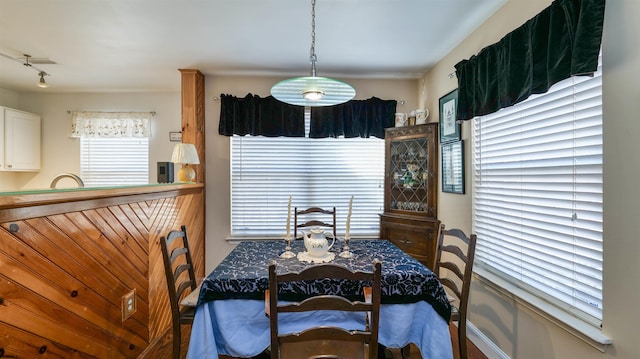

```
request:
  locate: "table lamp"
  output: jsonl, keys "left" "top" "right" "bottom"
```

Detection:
{"left": 171, "top": 143, "right": 200, "bottom": 182}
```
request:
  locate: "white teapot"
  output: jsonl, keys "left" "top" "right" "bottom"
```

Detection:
{"left": 303, "top": 228, "right": 335, "bottom": 257}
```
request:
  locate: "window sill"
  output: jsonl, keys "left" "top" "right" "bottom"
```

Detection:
{"left": 473, "top": 265, "right": 612, "bottom": 352}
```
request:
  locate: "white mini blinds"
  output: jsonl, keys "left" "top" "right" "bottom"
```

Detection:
{"left": 472, "top": 53, "right": 603, "bottom": 324}
{"left": 70, "top": 111, "right": 153, "bottom": 138}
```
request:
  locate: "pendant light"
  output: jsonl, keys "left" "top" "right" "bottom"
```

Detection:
{"left": 271, "top": 0, "right": 355, "bottom": 107}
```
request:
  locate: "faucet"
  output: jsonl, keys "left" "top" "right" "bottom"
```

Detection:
{"left": 50, "top": 173, "right": 85, "bottom": 189}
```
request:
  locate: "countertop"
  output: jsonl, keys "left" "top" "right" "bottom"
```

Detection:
{"left": 0, "top": 182, "right": 204, "bottom": 209}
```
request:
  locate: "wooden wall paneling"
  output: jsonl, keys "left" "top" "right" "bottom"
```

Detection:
{"left": 53, "top": 211, "right": 148, "bottom": 289}
{"left": 93, "top": 206, "right": 150, "bottom": 278}
{"left": 0, "top": 227, "right": 139, "bottom": 334}
{"left": 0, "top": 227, "right": 144, "bottom": 356}
{"left": 110, "top": 204, "right": 152, "bottom": 255}
{"left": 53, "top": 211, "right": 150, "bottom": 310}
{"left": 7, "top": 218, "right": 146, "bottom": 312}
{"left": 61, "top": 211, "right": 149, "bottom": 302}
{"left": 0, "top": 322, "right": 94, "bottom": 359}
{"left": 21, "top": 216, "right": 149, "bottom": 341}
{"left": 0, "top": 184, "right": 205, "bottom": 358}
{"left": 1, "top": 273, "right": 142, "bottom": 357}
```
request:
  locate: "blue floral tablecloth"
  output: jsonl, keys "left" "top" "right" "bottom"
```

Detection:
{"left": 199, "top": 239, "right": 451, "bottom": 322}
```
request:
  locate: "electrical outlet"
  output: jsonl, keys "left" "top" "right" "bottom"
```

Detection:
{"left": 121, "top": 289, "right": 136, "bottom": 321}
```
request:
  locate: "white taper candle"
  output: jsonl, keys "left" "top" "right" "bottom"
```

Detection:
{"left": 345, "top": 195, "right": 353, "bottom": 239}
{"left": 286, "top": 195, "right": 292, "bottom": 239}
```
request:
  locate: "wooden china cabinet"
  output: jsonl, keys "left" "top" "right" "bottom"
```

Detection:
{"left": 379, "top": 123, "right": 440, "bottom": 270}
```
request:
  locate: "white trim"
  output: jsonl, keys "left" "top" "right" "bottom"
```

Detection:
{"left": 473, "top": 266, "right": 612, "bottom": 351}
{"left": 466, "top": 321, "right": 510, "bottom": 359}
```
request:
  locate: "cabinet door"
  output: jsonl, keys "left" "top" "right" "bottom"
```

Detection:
{"left": 4, "top": 108, "right": 41, "bottom": 171}
{"left": 384, "top": 124, "right": 438, "bottom": 219}
{"left": 380, "top": 214, "right": 440, "bottom": 270}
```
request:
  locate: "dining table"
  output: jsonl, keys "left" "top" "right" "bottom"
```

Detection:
{"left": 186, "top": 239, "right": 453, "bottom": 359}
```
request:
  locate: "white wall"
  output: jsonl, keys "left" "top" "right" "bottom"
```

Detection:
{"left": 0, "top": 92, "right": 181, "bottom": 191}
{"left": 425, "top": 1, "right": 637, "bottom": 358}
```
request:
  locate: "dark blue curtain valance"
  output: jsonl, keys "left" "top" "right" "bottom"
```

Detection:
{"left": 218, "top": 94, "right": 305, "bottom": 137}
{"left": 454, "top": 0, "right": 605, "bottom": 121}
{"left": 310, "top": 97, "right": 397, "bottom": 139}
{"left": 219, "top": 94, "right": 396, "bottom": 139}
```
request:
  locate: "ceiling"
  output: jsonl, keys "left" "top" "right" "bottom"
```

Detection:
{"left": 0, "top": 0, "right": 507, "bottom": 93}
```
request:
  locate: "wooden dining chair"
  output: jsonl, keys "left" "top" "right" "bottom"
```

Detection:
{"left": 267, "top": 259, "right": 382, "bottom": 359}
{"left": 434, "top": 224, "right": 477, "bottom": 359}
{"left": 294, "top": 206, "right": 337, "bottom": 240}
{"left": 160, "top": 225, "right": 198, "bottom": 359}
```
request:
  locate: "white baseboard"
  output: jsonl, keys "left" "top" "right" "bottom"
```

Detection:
{"left": 465, "top": 321, "right": 510, "bottom": 359}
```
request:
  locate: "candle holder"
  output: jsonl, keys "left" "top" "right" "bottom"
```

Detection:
{"left": 280, "top": 236, "right": 296, "bottom": 259}
{"left": 338, "top": 236, "right": 354, "bottom": 258}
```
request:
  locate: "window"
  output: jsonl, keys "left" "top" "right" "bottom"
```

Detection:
{"left": 71, "top": 111, "right": 153, "bottom": 187}
{"left": 231, "top": 116, "right": 385, "bottom": 237}
{"left": 472, "top": 55, "right": 603, "bottom": 325}
{"left": 80, "top": 137, "right": 149, "bottom": 186}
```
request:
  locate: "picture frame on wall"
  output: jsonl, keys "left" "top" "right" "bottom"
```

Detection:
{"left": 441, "top": 140, "right": 465, "bottom": 194}
{"left": 169, "top": 131, "right": 182, "bottom": 142}
{"left": 439, "top": 89, "right": 460, "bottom": 143}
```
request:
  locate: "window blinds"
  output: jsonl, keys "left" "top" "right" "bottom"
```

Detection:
{"left": 472, "top": 55, "right": 603, "bottom": 323}
{"left": 231, "top": 133, "right": 385, "bottom": 237}
{"left": 80, "top": 137, "right": 149, "bottom": 187}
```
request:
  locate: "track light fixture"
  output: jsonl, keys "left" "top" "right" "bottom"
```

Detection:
{"left": 0, "top": 52, "right": 52, "bottom": 88}
{"left": 37, "top": 71, "right": 49, "bottom": 88}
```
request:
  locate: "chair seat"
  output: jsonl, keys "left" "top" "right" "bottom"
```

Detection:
{"left": 281, "top": 340, "right": 366, "bottom": 359}
{"left": 179, "top": 306, "right": 196, "bottom": 324}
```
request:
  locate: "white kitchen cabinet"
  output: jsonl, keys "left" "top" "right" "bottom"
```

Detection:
{"left": 0, "top": 106, "right": 41, "bottom": 171}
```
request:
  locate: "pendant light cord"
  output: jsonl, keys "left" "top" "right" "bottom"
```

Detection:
{"left": 270, "top": 0, "right": 355, "bottom": 106}
{"left": 309, "top": 0, "right": 317, "bottom": 77}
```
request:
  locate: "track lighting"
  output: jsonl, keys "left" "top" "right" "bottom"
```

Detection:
{"left": 37, "top": 71, "right": 49, "bottom": 88}
{"left": 0, "top": 52, "right": 53, "bottom": 88}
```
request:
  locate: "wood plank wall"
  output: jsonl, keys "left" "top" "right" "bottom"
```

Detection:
{"left": 0, "top": 184, "right": 205, "bottom": 358}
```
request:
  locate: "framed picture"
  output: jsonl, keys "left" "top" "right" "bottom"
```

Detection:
{"left": 439, "top": 89, "right": 460, "bottom": 143}
{"left": 441, "top": 140, "right": 464, "bottom": 194}
{"left": 169, "top": 131, "right": 182, "bottom": 142}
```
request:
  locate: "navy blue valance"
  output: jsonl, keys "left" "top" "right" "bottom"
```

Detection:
{"left": 218, "top": 94, "right": 305, "bottom": 137}
{"left": 310, "top": 97, "right": 397, "bottom": 139}
{"left": 454, "top": 0, "right": 605, "bottom": 121}
{"left": 219, "top": 94, "right": 396, "bottom": 139}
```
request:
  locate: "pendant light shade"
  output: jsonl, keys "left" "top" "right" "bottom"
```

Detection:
{"left": 272, "top": 76, "right": 355, "bottom": 107}
{"left": 271, "top": 0, "right": 355, "bottom": 107}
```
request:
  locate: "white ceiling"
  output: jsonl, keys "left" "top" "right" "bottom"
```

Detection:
{"left": 0, "top": 0, "right": 507, "bottom": 93}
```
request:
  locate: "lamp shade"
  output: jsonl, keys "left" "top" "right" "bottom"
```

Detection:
{"left": 171, "top": 143, "right": 200, "bottom": 165}
{"left": 171, "top": 143, "right": 200, "bottom": 182}
{"left": 271, "top": 76, "right": 355, "bottom": 107}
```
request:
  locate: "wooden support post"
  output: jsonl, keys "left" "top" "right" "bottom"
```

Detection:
{"left": 179, "top": 69, "right": 205, "bottom": 184}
